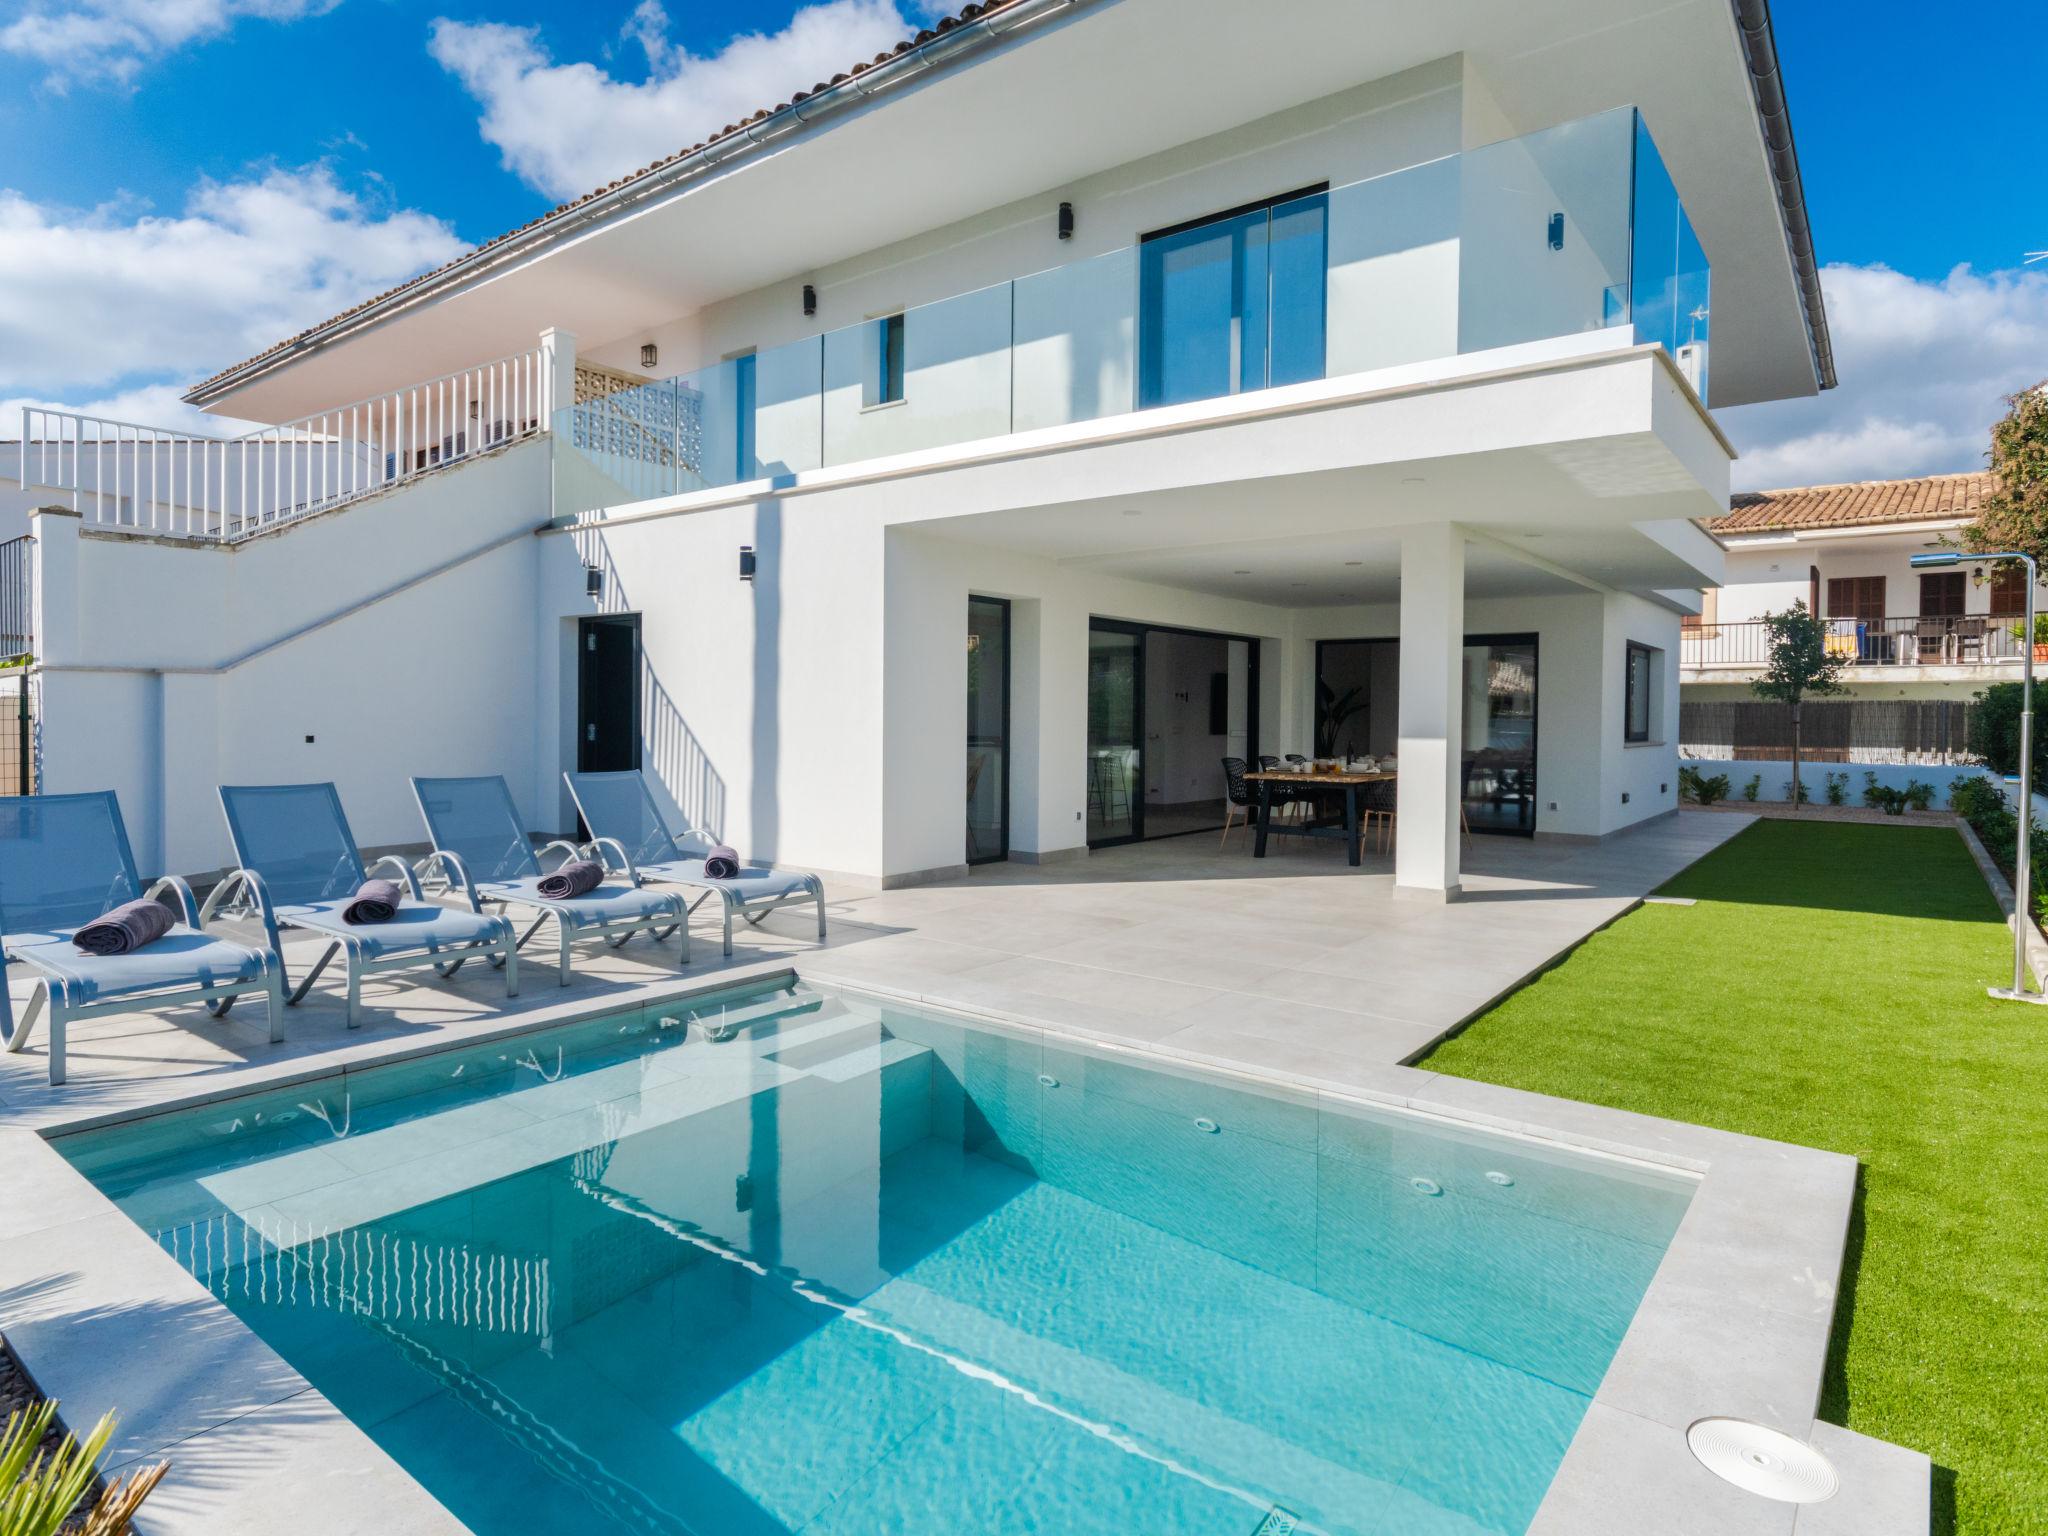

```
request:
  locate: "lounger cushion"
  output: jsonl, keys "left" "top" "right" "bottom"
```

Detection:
{"left": 279, "top": 899, "right": 505, "bottom": 960}
{"left": 7, "top": 926, "right": 268, "bottom": 1005}
{"left": 477, "top": 878, "right": 679, "bottom": 925}
{"left": 638, "top": 861, "right": 814, "bottom": 903}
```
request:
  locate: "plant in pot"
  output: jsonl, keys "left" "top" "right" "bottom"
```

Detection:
{"left": 2006, "top": 611, "right": 2048, "bottom": 662}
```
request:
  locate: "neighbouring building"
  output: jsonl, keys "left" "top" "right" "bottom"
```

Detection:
{"left": 15, "top": 0, "right": 1834, "bottom": 898}
{"left": 1682, "top": 472, "right": 2012, "bottom": 771}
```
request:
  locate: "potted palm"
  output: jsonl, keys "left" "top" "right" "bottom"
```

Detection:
{"left": 2005, "top": 612, "right": 2048, "bottom": 662}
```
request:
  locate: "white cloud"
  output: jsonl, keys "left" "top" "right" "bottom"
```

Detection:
{"left": 1721, "top": 262, "right": 2048, "bottom": 491}
{"left": 0, "top": 0, "right": 338, "bottom": 87}
{"left": 429, "top": 0, "right": 916, "bottom": 202}
{"left": 0, "top": 165, "right": 465, "bottom": 416}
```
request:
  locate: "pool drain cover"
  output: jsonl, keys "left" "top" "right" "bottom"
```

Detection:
{"left": 1685, "top": 1418, "right": 1838, "bottom": 1503}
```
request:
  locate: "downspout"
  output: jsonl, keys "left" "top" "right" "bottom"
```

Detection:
{"left": 1733, "top": 0, "right": 1836, "bottom": 390}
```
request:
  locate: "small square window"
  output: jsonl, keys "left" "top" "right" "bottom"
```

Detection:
{"left": 1624, "top": 641, "right": 1659, "bottom": 743}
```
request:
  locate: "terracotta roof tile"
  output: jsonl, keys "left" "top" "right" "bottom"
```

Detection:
{"left": 185, "top": 0, "right": 1034, "bottom": 402}
{"left": 1707, "top": 471, "right": 1997, "bottom": 535}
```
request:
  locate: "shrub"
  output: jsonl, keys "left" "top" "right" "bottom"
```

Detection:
{"left": 1968, "top": 683, "right": 2048, "bottom": 794}
{"left": 1741, "top": 774, "right": 1761, "bottom": 803}
{"left": 1824, "top": 771, "right": 1850, "bottom": 807}
{"left": 1903, "top": 779, "right": 1936, "bottom": 812}
{"left": 1786, "top": 774, "right": 1811, "bottom": 805}
{"left": 0, "top": 1400, "right": 167, "bottom": 1536}
{"left": 1951, "top": 774, "right": 2008, "bottom": 819}
{"left": 1677, "top": 765, "right": 1730, "bottom": 806}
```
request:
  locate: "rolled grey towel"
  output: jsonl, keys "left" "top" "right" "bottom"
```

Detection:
{"left": 343, "top": 878, "right": 403, "bottom": 925}
{"left": 538, "top": 858, "right": 604, "bottom": 900}
{"left": 703, "top": 845, "right": 740, "bottom": 880}
{"left": 74, "top": 897, "right": 174, "bottom": 956}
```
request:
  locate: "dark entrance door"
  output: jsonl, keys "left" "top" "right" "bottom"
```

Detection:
{"left": 578, "top": 615, "right": 642, "bottom": 773}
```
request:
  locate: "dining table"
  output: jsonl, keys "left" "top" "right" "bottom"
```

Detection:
{"left": 1243, "top": 768, "right": 1395, "bottom": 867}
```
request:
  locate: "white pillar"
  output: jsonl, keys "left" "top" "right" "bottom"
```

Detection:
{"left": 538, "top": 327, "right": 577, "bottom": 424}
{"left": 1395, "top": 523, "right": 1465, "bottom": 900}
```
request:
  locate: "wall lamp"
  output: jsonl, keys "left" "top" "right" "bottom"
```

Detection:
{"left": 802, "top": 284, "right": 817, "bottom": 318}
{"left": 585, "top": 565, "right": 604, "bottom": 599}
{"left": 640, "top": 343, "right": 658, "bottom": 370}
{"left": 1914, "top": 548, "right": 2045, "bottom": 1004}
{"left": 739, "top": 546, "right": 757, "bottom": 582}
{"left": 1057, "top": 201, "right": 1074, "bottom": 240}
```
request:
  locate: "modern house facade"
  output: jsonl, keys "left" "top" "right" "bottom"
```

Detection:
{"left": 18, "top": 0, "right": 1832, "bottom": 900}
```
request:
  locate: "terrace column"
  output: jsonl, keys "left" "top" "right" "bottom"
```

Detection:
{"left": 539, "top": 327, "right": 577, "bottom": 424}
{"left": 1395, "top": 524, "right": 1465, "bottom": 901}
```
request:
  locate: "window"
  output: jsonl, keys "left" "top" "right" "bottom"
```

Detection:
{"left": 1624, "top": 641, "right": 1660, "bottom": 744}
{"left": 1825, "top": 576, "right": 1886, "bottom": 624}
{"left": 1137, "top": 186, "right": 1328, "bottom": 409}
{"left": 732, "top": 350, "right": 756, "bottom": 478}
{"left": 1991, "top": 563, "right": 2029, "bottom": 617}
{"left": 869, "top": 313, "right": 905, "bottom": 406}
{"left": 1918, "top": 570, "right": 1966, "bottom": 619}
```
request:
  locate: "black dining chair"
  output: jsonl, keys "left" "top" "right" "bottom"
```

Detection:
{"left": 1220, "top": 757, "right": 1254, "bottom": 847}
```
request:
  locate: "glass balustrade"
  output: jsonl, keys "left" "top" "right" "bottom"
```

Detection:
{"left": 556, "top": 106, "right": 1708, "bottom": 516}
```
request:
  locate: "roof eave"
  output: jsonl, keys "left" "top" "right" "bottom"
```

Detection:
{"left": 1731, "top": 0, "right": 1835, "bottom": 392}
{"left": 182, "top": 0, "right": 1093, "bottom": 410}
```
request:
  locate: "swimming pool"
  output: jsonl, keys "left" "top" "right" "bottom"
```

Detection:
{"left": 58, "top": 979, "right": 1694, "bottom": 1535}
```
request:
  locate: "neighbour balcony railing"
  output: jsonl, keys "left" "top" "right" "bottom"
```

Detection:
{"left": 0, "top": 535, "right": 31, "bottom": 662}
{"left": 560, "top": 104, "right": 1708, "bottom": 514}
{"left": 20, "top": 345, "right": 551, "bottom": 542}
{"left": 1683, "top": 616, "right": 2029, "bottom": 670}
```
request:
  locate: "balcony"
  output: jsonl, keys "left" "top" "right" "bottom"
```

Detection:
{"left": 560, "top": 105, "right": 1709, "bottom": 514}
{"left": 1682, "top": 616, "right": 2029, "bottom": 678}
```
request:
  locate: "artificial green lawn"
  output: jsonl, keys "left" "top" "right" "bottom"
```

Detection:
{"left": 1421, "top": 820, "right": 2045, "bottom": 1536}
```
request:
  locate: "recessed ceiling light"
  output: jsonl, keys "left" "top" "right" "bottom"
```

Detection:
{"left": 1521, "top": 532, "right": 1545, "bottom": 539}
{"left": 1121, "top": 508, "right": 1142, "bottom": 517}
{"left": 1289, "top": 581, "right": 1308, "bottom": 587}
{"left": 1233, "top": 569, "right": 1251, "bottom": 575}
{"left": 1402, "top": 476, "right": 1427, "bottom": 484}
{"left": 1343, "top": 560, "right": 1363, "bottom": 567}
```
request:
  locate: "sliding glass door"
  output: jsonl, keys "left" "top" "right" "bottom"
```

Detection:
{"left": 966, "top": 596, "right": 1009, "bottom": 864}
{"left": 1086, "top": 623, "right": 1143, "bottom": 846}
{"left": 1461, "top": 635, "right": 1539, "bottom": 835}
{"left": 1138, "top": 189, "right": 1328, "bottom": 410}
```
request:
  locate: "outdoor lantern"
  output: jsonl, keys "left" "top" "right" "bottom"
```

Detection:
{"left": 802, "top": 284, "right": 817, "bottom": 318}
{"left": 585, "top": 566, "right": 603, "bottom": 599}
{"left": 739, "top": 546, "right": 757, "bottom": 581}
{"left": 1058, "top": 201, "right": 1074, "bottom": 240}
{"left": 640, "top": 343, "right": 658, "bottom": 369}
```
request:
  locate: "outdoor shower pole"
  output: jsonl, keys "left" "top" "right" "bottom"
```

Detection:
{"left": 1915, "top": 549, "right": 2044, "bottom": 1002}
{"left": 2010, "top": 555, "right": 2038, "bottom": 1001}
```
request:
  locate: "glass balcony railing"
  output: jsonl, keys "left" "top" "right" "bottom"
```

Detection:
{"left": 558, "top": 106, "right": 1708, "bottom": 515}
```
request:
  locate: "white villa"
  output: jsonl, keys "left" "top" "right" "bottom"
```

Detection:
{"left": 16, "top": 0, "right": 1831, "bottom": 901}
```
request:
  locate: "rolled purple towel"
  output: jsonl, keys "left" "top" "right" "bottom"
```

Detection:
{"left": 74, "top": 897, "right": 174, "bottom": 956}
{"left": 343, "top": 878, "right": 403, "bottom": 925}
{"left": 538, "top": 858, "right": 604, "bottom": 900}
{"left": 703, "top": 845, "right": 740, "bottom": 880}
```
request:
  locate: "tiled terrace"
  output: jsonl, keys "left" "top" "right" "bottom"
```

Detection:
{"left": 0, "top": 811, "right": 1746, "bottom": 1127}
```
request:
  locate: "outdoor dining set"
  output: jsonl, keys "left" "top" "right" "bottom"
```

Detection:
{"left": 0, "top": 770, "right": 828, "bottom": 1084}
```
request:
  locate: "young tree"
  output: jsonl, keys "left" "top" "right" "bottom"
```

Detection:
{"left": 1752, "top": 600, "right": 1847, "bottom": 813}
{"left": 1961, "top": 381, "right": 2048, "bottom": 563}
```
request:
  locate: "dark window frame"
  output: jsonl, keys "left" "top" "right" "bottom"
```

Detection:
{"left": 876, "top": 313, "right": 906, "bottom": 404}
{"left": 1624, "top": 640, "right": 1658, "bottom": 744}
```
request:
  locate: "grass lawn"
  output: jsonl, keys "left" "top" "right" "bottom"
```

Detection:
{"left": 1421, "top": 820, "right": 2045, "bottom": 1536}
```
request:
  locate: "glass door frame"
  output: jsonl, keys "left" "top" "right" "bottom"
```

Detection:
{"left": 967, "top": 594, "right": 1011, "bottom": 866}
{"left": 1312, "top": 633, "right": 1541, "bottom": 839}
{"left": 1088, "top": 618, "right": 1263, "bottom": 850}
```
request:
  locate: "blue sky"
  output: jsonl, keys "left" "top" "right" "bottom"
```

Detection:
{"left": 1, "top": 0, "right": 2042, "bottom": 488}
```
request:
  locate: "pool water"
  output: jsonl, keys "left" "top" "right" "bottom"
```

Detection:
{"left": 60, "top": 980, "right": 1693, "bottom": 1535}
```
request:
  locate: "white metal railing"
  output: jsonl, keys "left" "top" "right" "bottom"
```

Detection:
{"left": 20, "top": 345, "right": 550, "bottom": 541}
